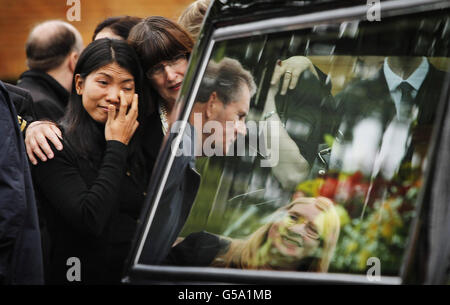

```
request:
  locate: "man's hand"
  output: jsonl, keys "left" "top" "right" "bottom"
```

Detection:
{"left": 271, "top": 56, "right": 319, "bottom": 95}
{"left": 25, "top": 121, "right": 63, "bottom": 165}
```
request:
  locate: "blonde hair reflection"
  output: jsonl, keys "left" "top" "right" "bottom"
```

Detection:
{"left": 178, "top": 0, "right": 211, "bottom": 41}
{"left": 211, "top": 197, "right": 340, "bottom": 272}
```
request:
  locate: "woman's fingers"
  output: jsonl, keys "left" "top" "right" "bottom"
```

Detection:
{"left": 271, "top": 56, "right": 322, "bottom": 95}
{"left": 280, "top": 70, "right": 291, "bottom": 95}
{"left": 271, "top": 61, "right": 284, "bottom": 85}
{"left": 104, "top": 93, "right": 139, "bottom": 145}
{"left": 48, "top": 125, "right": 64, "bottom": 151}
{"left": 118, "top": 90, "right": 128, "bottom": 119}
{"left": 127, "top": 93, "right": 138, "bottom": 120}
{"left": 132, "top": 120, "right": 139, "bottom": 135}
{"left": 107, "top": 104, "right": 116, "bottom": 124}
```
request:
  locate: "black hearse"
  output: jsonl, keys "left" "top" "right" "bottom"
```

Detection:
{"left": 124, "top": 0, "right": 450, "bottom": 285}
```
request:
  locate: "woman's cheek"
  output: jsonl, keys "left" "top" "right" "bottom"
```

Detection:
{"left": 268, "top": 223, "right": 284, "bottom": 242}
{"left": 304, "top": 238, "right": 320, "bottom": 253}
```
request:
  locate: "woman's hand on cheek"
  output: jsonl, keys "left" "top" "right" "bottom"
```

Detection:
{"left": 105, "top": 91, "right": 139, "bottom": 145}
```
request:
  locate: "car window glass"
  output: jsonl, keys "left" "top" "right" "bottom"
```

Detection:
{"left": 138, "top": 8, "right": 450, "bottom": 277}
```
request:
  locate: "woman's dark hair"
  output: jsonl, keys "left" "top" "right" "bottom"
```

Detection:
{"left": 60, "top": 38, "right": 147, "bottom": 176}
{"left": 128, "top": 16, "right": 194, "bottom": 74}
{"left": 92, "top": 16, "right": 142, "bottom": 41}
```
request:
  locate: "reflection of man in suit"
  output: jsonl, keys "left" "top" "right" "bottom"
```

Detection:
{"left": 383, "top": 57, "right": 445, "bottom": 123}
{"left": 335, "top": 56, "right": 449, "bottom": 181}
{"left": 328, "top": 56, "right": 448, "bottom": 217}
{"left": 337, "top": 56, "right": 447, "bottom": 129}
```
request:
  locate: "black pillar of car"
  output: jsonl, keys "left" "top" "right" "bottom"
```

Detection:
{"left": 401, "top": 72, "right": 450, "bottom": 285}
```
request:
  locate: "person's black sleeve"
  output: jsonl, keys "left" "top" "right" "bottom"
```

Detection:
{"left": 315, "top": 65, "right": 332, "bottom": 92}
{"left": 33, "top": 140, "right": 128, "bottom": 237}
{"left": 0, "top": 85, "right": 27, "bottom": 283}
{"left": 164, "top": 231, "right": 229, "bottom": 267}
{"left": 4, "top": 83, "right": 36, "bottom": 123}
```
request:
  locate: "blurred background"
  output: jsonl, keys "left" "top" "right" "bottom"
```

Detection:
{"left": 0, "top": 0, "right": 194, "bottom": 82}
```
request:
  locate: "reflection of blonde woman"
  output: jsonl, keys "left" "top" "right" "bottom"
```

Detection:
{"left": 212, "top": 197, "right": 340, "bottom": 272}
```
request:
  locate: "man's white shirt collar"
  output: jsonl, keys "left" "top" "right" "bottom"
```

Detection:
{"left": 383, "top": 57, "right": 429, "bottom": 92}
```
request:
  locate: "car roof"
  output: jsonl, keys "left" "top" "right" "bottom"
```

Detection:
{"left": 207, "top": 0, "right": 357, "bottom": 24}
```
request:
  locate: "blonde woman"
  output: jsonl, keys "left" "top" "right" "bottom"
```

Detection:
{"left": 178, "top": 0, "right": 211, "bottom": 41}
{"left": 167, "top": 197, "right": 340, "bottom": 272}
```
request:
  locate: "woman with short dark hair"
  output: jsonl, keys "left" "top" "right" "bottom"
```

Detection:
{"left": 128, "top": 16, "right": 194, "bottom": 135}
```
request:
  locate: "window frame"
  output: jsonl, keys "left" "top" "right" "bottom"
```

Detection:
{"left": 125, "top": 0, "right": 450, "bottom": 285}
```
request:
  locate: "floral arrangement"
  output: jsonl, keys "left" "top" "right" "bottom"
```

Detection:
{"left": 296, "top": 164, "right": 421, "bottom": 275}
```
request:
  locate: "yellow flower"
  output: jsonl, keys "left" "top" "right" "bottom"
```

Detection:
{"left": 335, "top": 205, "right": 350, "bottom": 227}
{"left": 367, "top": 221, "right": 378, "bottom": 240}
{"left": 381, "top": 222, "right": 393, "bottom": 240}
{"left": 296, "top": 178, "right": 324, "bottom": 197}
{"left": 358, "top": 249, "right": 372, "bottom": 270}
{"left": 345, "top": 241, "right": 358, "bottom": 255}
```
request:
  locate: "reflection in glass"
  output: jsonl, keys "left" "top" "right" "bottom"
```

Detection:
{"left": 210, "top": 197, "right": 340, "bottom": 272}
{"left": 144, "top": 9, "right": 450, "bottom": 276}
{"left": 167, "top": 197, "right": 340, "bottom": 272}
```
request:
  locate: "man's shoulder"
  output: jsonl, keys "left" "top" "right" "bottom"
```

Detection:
{"left": 427, "top": 64, "right": 450, "bottom": 84}
{"left": 18, "top": 70, "right": 57, "bottom": 96}
{"left": 4, "top": 83, "right": 32, "bottom": 100}
{"left": 18, "top": 70, "right": 68, "bottom": 120}
{"left": 17, "top": 73, "right": 52, "bottom": 101}
{"left": 2, "top": 83, "right": 36, "bottom": 121}
{"left": 336, "top": 71, "right": 389, "bottom": 102}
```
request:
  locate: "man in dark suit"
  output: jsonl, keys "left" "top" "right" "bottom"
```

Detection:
{"left": 336, "top": 57, "right": 447, "bottom": 131}
{"left": 0, "top": 81, "right": 44, "bottom": 284}
{"left": 333, "top": 56, "right": 449, "bottom": 202}
{"left": 17, "top": 20, "right": 83, "bottom": 121}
